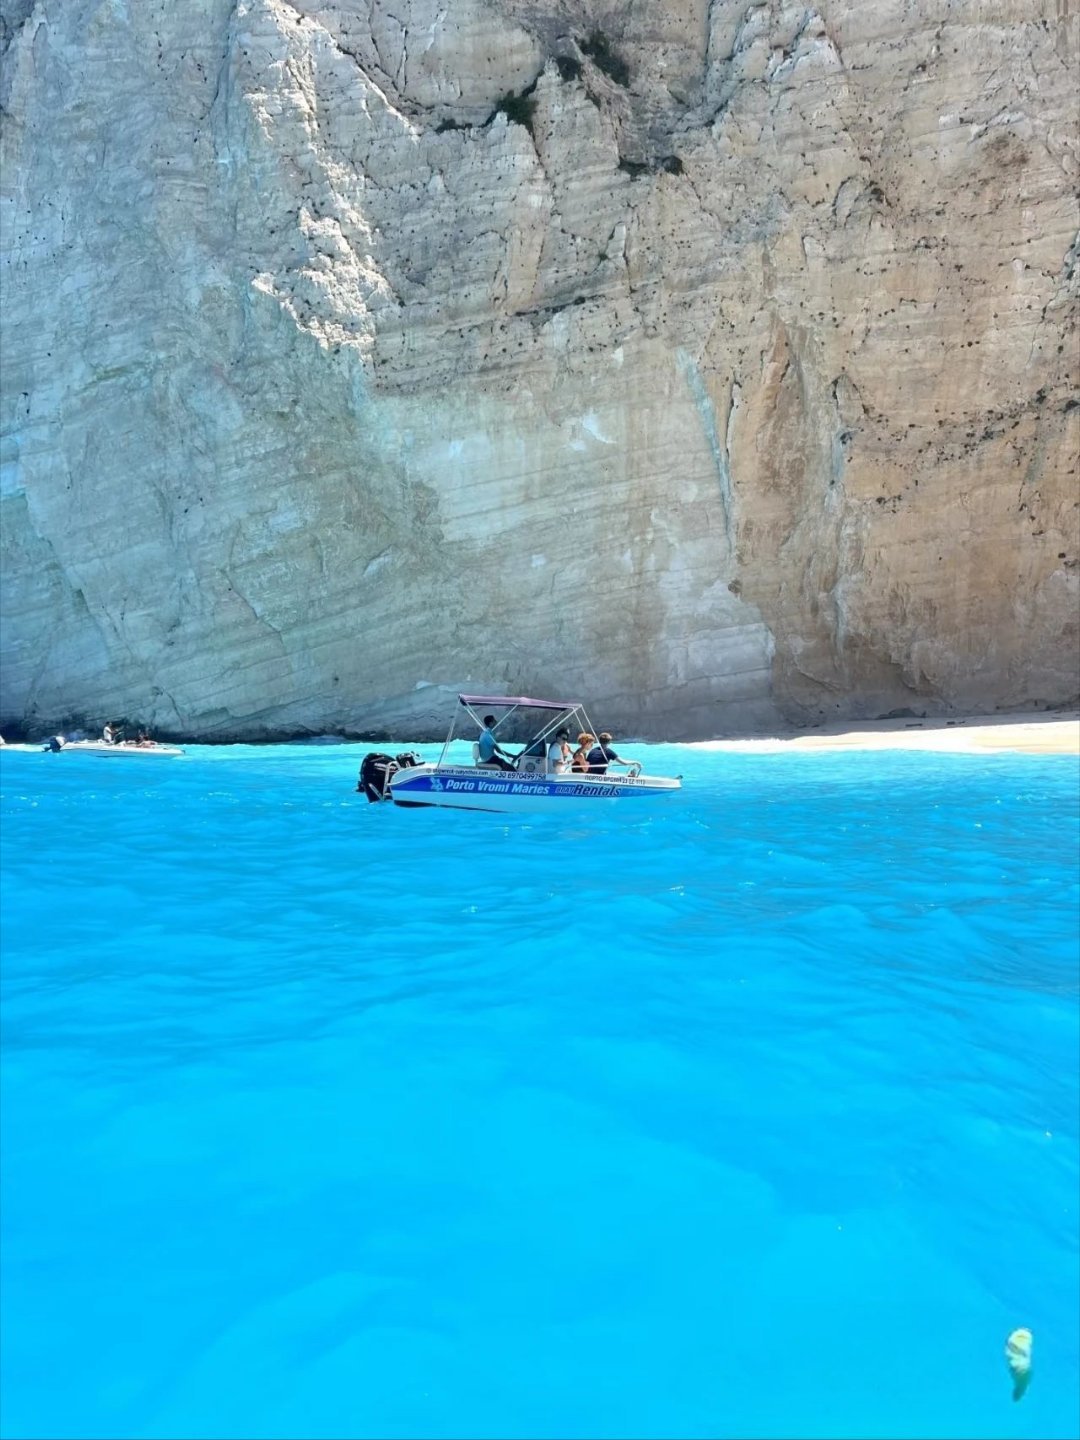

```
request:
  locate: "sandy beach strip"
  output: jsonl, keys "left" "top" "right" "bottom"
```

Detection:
{"left": 692, "top": 712, "right": 1080, "bottom": 757}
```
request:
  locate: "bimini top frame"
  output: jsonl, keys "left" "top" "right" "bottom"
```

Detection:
{"left": 437, "top": 695, "right": 599, "bottom": 768}
{"left": 457, "top": 694, "right": 581, "bottom": 710}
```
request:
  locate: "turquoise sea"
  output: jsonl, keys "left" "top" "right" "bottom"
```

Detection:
{"left": 1, "top": 741, "right": 1078, "bottom": 1440}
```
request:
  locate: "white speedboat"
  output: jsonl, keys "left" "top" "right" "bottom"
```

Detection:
{"left": 360, "top": 694, "right": 680, "bottom": 814}
{"left": 43, "top": 736, "right": 186, "bottom": 758}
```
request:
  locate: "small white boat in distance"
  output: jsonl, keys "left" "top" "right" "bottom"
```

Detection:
{"left": 43, "top": 735, "right": 186, "bottom": 758}
{"left": 369, "top": 694, "right": 680, "bottom": 813}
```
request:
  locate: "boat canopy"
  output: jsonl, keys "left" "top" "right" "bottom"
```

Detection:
{"left": 457, "top": 694, "right": 582, "bottom": 711}
{"left": 442, "top": 693, "right": 593, "bottom": 764}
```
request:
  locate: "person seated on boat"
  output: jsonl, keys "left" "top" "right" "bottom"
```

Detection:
{"left": 477, "top": 714, "right": 515, "bottom": 771}
{"left": 102, "top": 722, "right": 123, "bottom": 745}
{"left": 135, "top": 730, "right": 155, "bottom": 747}
{"left": 571, "top": 733, "right": 594, "bottom": 772}
{"left": 547, "top": 729, "right": 572, "bottom": 774}
{"left": 587, "top": 731, "right": 637, "bottom": 773}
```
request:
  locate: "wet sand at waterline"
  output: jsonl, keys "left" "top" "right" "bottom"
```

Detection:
{"left": 694, "top": 712, "right": 1080, "bottom": 756}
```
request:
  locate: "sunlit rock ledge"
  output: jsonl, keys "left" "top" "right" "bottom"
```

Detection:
{"left": 1, "top": 0, "right": 1077, "bottom": 743}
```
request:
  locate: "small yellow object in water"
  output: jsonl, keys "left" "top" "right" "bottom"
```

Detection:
{"left": 1005, "top": 1327, "right": 1033, "bottom": 1402}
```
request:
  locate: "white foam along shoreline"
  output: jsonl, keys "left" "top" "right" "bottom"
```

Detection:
{"left": 690, "top": 712, "right": 1080, "bottom": 757}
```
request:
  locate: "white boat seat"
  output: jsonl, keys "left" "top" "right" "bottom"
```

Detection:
{"left": 474, "top": 742, "right": 506, "bottom": 769}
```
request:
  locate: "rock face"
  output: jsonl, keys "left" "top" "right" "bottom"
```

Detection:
{"left": 1, "top": 0, "right": 1077, "bottom": 740}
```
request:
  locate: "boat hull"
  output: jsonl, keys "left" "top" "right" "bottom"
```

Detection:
{"left": 388, "top": 764, "right": 680, "bottom": 813}
{"left": 49, "top": 742, "right": 186, "bottom": 758}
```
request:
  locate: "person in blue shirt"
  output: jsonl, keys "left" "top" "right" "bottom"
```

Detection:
{"left": 477, "top": 714, "right": 515, "bottom": 770}
{"left": 586, "top": 731, "right": 637, "bottom": 773}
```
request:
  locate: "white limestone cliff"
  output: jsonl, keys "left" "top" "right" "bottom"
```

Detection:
{"left": 1, "top": 0, "right": 1077, "bottom": 739}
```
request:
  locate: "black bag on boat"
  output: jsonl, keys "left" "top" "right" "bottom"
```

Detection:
{"left": 358, "top": 752, "right": 397, "bottom": 802}
{"left": 395, "top": 751, "right": 422, "bottom": 769}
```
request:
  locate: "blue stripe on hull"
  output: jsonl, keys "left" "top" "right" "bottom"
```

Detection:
{"left": 387, "top": 764, "right": 679, "bottom": 812}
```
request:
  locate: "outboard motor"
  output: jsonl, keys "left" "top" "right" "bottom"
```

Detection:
{"left": 357, "top": 749, "right": 424, "bottom": 803}
{"left": 44, "top": 735, "right": 66, "bottom": 752}
{"left": 358, "top": 752, "right": 396, "bottom": 802}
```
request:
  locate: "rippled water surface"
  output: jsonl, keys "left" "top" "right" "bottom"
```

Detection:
{"left": 1, "top": 742, "right": 1078, "bottom": 1440}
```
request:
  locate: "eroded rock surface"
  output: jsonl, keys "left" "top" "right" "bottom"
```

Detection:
{"left": 1, "top": 0, "right": 1077, "bottom": 739}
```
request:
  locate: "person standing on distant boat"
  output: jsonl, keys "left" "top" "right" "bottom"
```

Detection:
{"left": 103, "top": 722, "right": 123, "bottom": 745}
{"left": 587, "top": 731, "right": 636, "bottom": 773}
{"left": 477, "top": 714, "right": 515, "bottom": 771}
